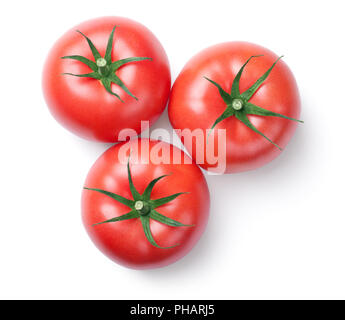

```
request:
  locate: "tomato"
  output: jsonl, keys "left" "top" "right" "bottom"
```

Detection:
{"left": 168, "top": 42, "right": 302, "bottom": 173}
{"left": 82, "top": 139, "right": 210, "bottom": 269}
{"left": 42, "top": 17, "right": 171, "bottom": 142}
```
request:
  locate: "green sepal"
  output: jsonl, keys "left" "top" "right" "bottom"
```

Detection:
{"left": 235, "top": 111, "right": 282, "bottom": 150}
{"left": 231, "top": 55, "right": 263, "bottom": 97}
{"left": 83, "top": 187, "right": 134, "bottom": 208}
{"left": 151, "top": 210, "right": 194, "bottom": 227}
{"left": 93, "top": 210, "right": 139, "bottom": 226}
{"left": 62, "top": 72, "right": 101, "bottom": 79}
{"left": 109, "top": 74, "right": 138, "bottom": 100}
{"left": 150, "top": 192, "right": 189, "bottom": 209}
{"left": 76, "top": 30, "right": 102, "bottom": 61}
{"left": 204, "top": 76, "right": 232, "bottom": 104}
{"left": 140, "top": 215, "right": 179, "bottom": 249}
{"left": 245, "top": 102, "right": 304, "bottom": 123}
{"left": 104, "top": 26, "right": 117, "bottom": 64}
{"left": 142, "top": 174, "right": 169, "bottom": 199}
{"left": 101, "top": 78, "right": 124, "bottom": 102}
{"left": 207, "top": 107, "right": 234, "bottom": 143}
{"left": 61, "top": 55, "right": 97, "bottom": 71}
{"left": 127, "top": 161, "right": 141, "bottom": 200}
{"left": 241, "top": 56, "right": 283, "bottom": 101}
{"left": 110, "top": 57, "right": 152, "bottom": 73}
{"left": 210, "top": 107, "right": 235, "bottom": 131}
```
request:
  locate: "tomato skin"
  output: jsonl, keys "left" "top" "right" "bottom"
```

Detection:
{"left": 82, "top": 139, "right": 210, "bottom": 269}
{"left": 43, "top": 17, "right": 171, "bottom": 142}
{"left": 168, "top": 42, "right": 301, "bottom": 173}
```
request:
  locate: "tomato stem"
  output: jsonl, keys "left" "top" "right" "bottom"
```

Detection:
{"left": 96, "top": 58, "right": 109, "bottom": 76}
{"left": 232, "top": 99, "right": 243, "bottom": 111}
{"left": 135, "top": 200, "right": 151, "bottom": 216}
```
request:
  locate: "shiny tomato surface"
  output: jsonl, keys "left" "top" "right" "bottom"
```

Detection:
{"left": 82, "top": 139, "right": 210, "bottom": 269}
{"left": 168, "top": 42, "right": 301, "bottom": 173}
{"left": 43, "top": 17, "right": 171, "bottom": 142}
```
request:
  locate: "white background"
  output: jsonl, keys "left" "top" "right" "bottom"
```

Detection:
{"left": 0, "top": 0, "right": 344, "bottom": 300}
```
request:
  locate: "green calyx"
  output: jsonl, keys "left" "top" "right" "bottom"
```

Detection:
{"left": 61, "top": 26, "right": 152, "bottom": 102}
{"left": 84, "top": 161, "right": 193, "bottom": 249}
{"left": 205, "top": 55, "right": 303, "bottom": 150}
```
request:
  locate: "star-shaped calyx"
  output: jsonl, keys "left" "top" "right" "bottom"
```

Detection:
{"left": 84, "top": 161, "right": 193, "bottom": 249}
{"left": 205, "top": 55, "right": 303, "bottom": 149}
{"left": 61, "top": 26, "right": 152, "bottom": 102}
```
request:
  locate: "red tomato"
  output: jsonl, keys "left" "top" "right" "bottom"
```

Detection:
{"left": 82, "top": 139, "right": 210, "bottom": 269}
{"left": 168, "top": 42, "right": 302, "bottom": 173}
{"left": 43, "top": 17, "right": 171, "bottom": 142}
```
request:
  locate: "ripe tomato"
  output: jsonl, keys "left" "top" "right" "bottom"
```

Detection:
{"left": 168, "top": 42, "right": 302, "bottom": 173}
{"left": 43, "top": 17, "right": 171, "bottom": 142}
{"left": 82, "top": 139, "right": 210, "bottom": 269}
